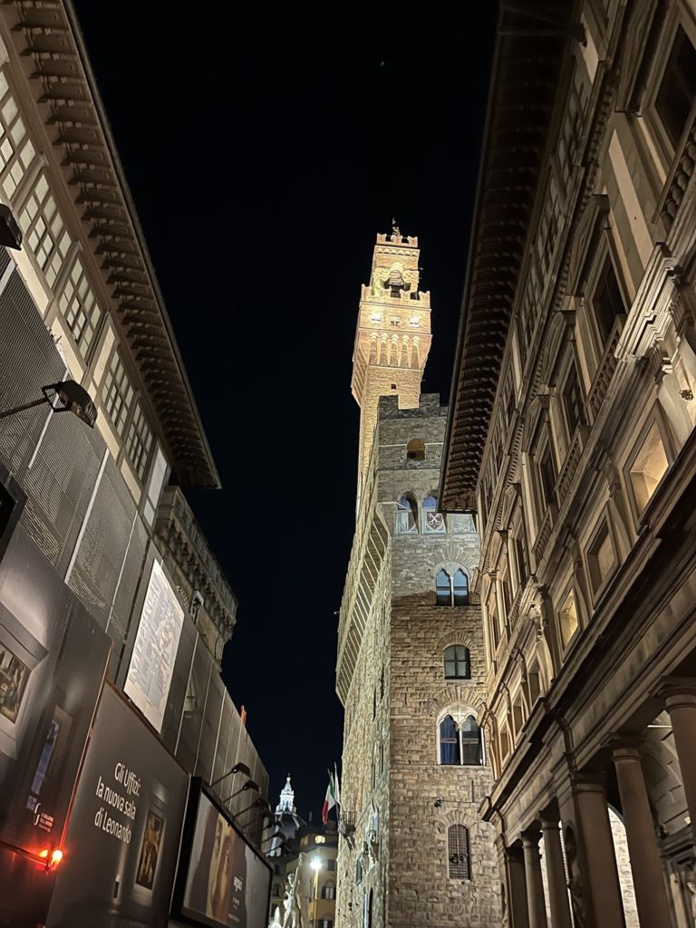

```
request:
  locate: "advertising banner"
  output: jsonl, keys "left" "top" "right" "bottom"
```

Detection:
{"left": 46, "top": 684, "right": 190, "bottom": 928}
{"left": 173, "top": 782, "right": 272, "bottom": 928}
{"left": 0, "top": 526, "right": 110, "bottom": 853}
{"left": 124, "top": 559, "right": 184, "bottom": 733}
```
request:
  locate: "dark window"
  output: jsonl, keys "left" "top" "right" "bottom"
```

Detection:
{"left": 539, "top": 446, "right": 556, "bottom": 510}
{"left": 656, "top": 26, "right": 696, "bottom": 147}
{"left": 515, "top": 536, "right": 528, "bottom": 586}
{"left": 448, "top": 824, "right": 471, "bottom": 879}
{"left": 321, "top": 884, "right": 336, "bottom": 900}
{"left": 406, "top": 438, "right": 425, "bottom": 461}
{"left": 563, "top": 362, "right": 585, "bottom": 434}
{"left": 444, "top": 645, "right": 471, "bottom": 680}
{"left": 593, "top": 256, "right": 626, "bottom": 342}
{"left": 326, "top": 858, "right": 336, "bottom": 872}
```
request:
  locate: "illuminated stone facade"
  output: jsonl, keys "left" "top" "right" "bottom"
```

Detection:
{"left": 441, "top": 2, "right": 696, "bottom": 927}
{"left": 336, "top": 231, "right": 502, "bottom": 928}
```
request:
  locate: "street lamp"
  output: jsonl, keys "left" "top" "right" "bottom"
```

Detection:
{"left": 209, "top": 761, "right": 251, "bottom": 790}
{"left": 221, "top": 778, "right": 259, "bottom": 805}
{"left": 0, "top": 380, "right": 97, "bottom": 428}
{"left": 236, "top": 796, "right": 271, "bottom": 825}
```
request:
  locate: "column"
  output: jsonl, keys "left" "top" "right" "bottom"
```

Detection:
{"left": 540, "top": 817, "right": 572, "bottom": 928}
{"left": 497, "top": 835, "right": 530, "bottom": 928}
{"left": 522, "top": 829, "right": 548, "bottom": 928}
{"left": 662, "top": 682, "right": 696, "bottom": 846}
{"left": 572, "top": 778, "right": 625, "bottom": 928}
{"left": 613, "top": 744, "right": 672, "bottom": 928}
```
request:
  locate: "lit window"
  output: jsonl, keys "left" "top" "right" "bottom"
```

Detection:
{"left": 629, "top": 420, "right": 669, "bottom": 514}
{"left": 0, "top": 75, "right": 36, "bottom": 202}
{"left": 444, "top": 646, "right": 471, "bottom": 680}
{"left": 103, "top": 350, "right": 134, "bottom": 436}
{"left": 57, "top": 256, "right": 102, "bottom": 356}
{"left": 19, "top": 172, "right": 71, "bottom": 288}
{"left": 447, "top": 825, "right": 471, "bottom": 880}
{"left": 559, "top": 590, "right": 579, "bottom": 648}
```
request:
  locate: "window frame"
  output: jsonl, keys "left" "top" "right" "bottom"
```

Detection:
{"left": 447, "top": 824, "right": 471, "bottom": 881}
{"left": 438, "top": 710, "right": 485, "bottom": 767}
{"left": 644, "top": 10, "right": 696, "bottom": 174}
{"left": 435, "top": 568, "right": 469, "bottom": 607}
{"left": 622, "top": 407, "right": 675, "bottom": 524}
{"left": 444, "top": 645, "right": 471, "bottom": 681}
{"left": 585, "top": 514, "right": 618, "bottom": 599}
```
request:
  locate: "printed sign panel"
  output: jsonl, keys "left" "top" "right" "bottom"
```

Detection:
{"left": 124, "top": 559, "right": 184, "bottom": 732}
{"left": 174, "top": 784, "right": 272, "bottom": 928}
{"left": 46, "top": 684, "right": 189, "bottom": 928}
{"left": 0, "top": 526, "right": 110, "bottom": 853}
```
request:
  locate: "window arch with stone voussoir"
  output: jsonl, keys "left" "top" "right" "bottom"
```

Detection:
{"left": 437, "top": 705, "right": 485, "bottom": 766}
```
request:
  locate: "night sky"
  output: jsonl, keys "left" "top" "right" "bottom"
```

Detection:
{"left": 68, "top": 12, "right": 498, "bottom": 819}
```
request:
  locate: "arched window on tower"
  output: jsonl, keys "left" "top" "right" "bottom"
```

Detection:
{"left": 447, "top": 824, "right": 471, "bottom": 879}
{"left": 439, "top": 715, "right": 460, "bottom": 765}
{"left": 396, "top": 495, "right": 418, "bottom": 534}
{"left": 461, "top": 715, "right": 484, "bottom": 765}
{"left": 444, "top": 645, "right": 471, "bottom": 680}
{"left": 436, "top": 568, "right": 469, "bottom": 606}
{"left": 439, "top": 713, "right": 484, "bottom": 766}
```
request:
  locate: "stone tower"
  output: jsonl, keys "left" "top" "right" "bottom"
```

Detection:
{"left": 336, "top": 231, "right": 502, "bottom": 928}
{"left": 351, "top": 225, "right": 432, "bottom": 501}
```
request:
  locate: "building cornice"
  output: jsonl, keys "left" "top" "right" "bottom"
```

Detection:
{"left": 4, "top": 0, "right": 220, "bottom": 487}
{"left": 441, "top": 1, "right": 576, "bottom": 510}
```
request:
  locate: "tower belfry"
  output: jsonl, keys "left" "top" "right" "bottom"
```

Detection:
{"left": 351, "top": 226, "right": 432, "bottom": 492}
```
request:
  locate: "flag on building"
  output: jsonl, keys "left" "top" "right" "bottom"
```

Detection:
{"left": 333, "top": 762, "right": 341, "bottom": 809}
{"left": 322, "top": 769, "right": 338, "bottom": 825}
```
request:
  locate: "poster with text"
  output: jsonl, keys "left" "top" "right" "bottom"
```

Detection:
{"left": 124, "top": 560, "right": 184, "bottom": 732}
{"left": 46, "top": 684, "right": 189, "bottom": 928}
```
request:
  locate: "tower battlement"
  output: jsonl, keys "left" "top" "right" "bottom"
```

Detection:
{"left": 376, "top": 231, "right": 418, "bottom": 247}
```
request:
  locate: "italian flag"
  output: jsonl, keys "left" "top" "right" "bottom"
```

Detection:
{"left": 322, "top": 768, "right": 340, "bottom": 825}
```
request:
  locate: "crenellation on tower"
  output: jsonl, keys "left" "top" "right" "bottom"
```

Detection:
{"left": 351, "top": 229, "right": 433, "bottom": 495}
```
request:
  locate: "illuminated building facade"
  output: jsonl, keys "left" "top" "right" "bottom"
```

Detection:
{"left": 335, "top": 230, "right": 502, "bottom": 927}
{"left": 0, "top": 2, "right": 268, "bottom": 925}
{"left": 441, "top": 2, "right": 696, "bottom": 926}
